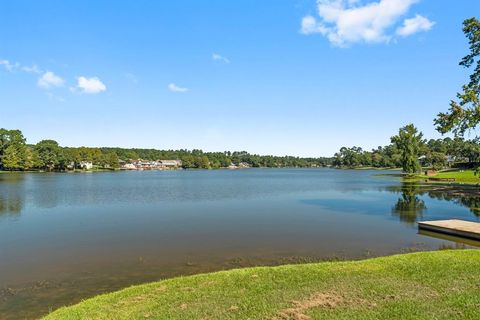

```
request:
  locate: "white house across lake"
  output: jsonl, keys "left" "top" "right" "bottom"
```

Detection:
{"left": 121, "top": 159, "right": 182, "bottom": 170}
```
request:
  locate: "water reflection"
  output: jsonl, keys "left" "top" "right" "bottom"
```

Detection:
{"left": 387, "top": 182, "right": 480, "bottom": 224}
{"left": 418, "top": 229, "right": 480, "bottom": 247}
{"left": 1, "top": 170, "right": 480, "bottom": 320}
{"left": 425, "top": 185, "right": 480, "bottom": 216}
{"left": 391, "top": 183, "right": 426, "bottom": 225}
{"left": 0, "top": 174, "right": 25, "bottom": 218}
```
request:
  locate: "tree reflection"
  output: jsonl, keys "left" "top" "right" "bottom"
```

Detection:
{"left": 426, "top": 186, "right": 480, "bottom": 217}
{"left": 387, "top": 182, "right": 480, "bottom": 224}
{"left": 391, "top": 183, "right": 426, "bottom": 225}
{"left": 0, "top": 173, "right": 25, "bottom": 218}
{"left": 0, "top": 196, "right": 23, "bottom": 217}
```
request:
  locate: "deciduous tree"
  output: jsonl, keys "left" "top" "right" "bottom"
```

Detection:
{"left": 391, "top": 124, "right": 424, "bottom": 174}
{"left": 435, "top": 18, "right": 480, "bottom": 136}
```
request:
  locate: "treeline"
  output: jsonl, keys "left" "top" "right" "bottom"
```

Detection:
{"left": 0, "top": 128, "right": 333, "bottom": 171}
{"left": 333, "top": 135, "right": 480, "bottom": 170}
{"left": 0, "top": 129, "right": 121, "bottom": 171}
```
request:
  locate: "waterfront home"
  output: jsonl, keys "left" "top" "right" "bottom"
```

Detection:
{"left": 79, "top": 161, "right": 93, "bottom": 170}
{"left": 228, "top": 162, "right": 251, "bottom": 169}
{"left": 121, "top": 159, "right": 182, "bottom": 170}
{"left": 160, "top": 160, "right": 182, "bottom": 168}
{"left": 122, "top": 163, "right": 136, "bottom": 170}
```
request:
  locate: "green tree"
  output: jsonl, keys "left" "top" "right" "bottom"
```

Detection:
{"left": 194, "top": 155, "right": 210, "bottom": 169}
{"left": 0, "top": 129, "right": 27, "bottom": 170}
{"left": 24, "top": 147, "right": 43, "bottom": 170}
{"left": 2, "top": 145, "right": 23, "bottom": 170}
{"left": 35, "top": 140, "right": 62, "bottom": 171}
{"left": 435, "top": 18, "right": 480, "bottom": 136}
{"left": 425, "top": 151, "right": 447, "bottom": 171}
{"left": 391, "top": 124, "right": 424, "bottom": 174}
{"left": 200, "top": 156, "right": 210, "bottom": 169}
{"left": 106, "top": 152, "right": 119, "bottom": 169}
{"left": 181, "top": 155, "right": 195, "bottom": 168}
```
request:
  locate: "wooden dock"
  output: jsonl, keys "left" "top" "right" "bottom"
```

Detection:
{"left": 418, "top": 219, "right": 480, "bottom": 241}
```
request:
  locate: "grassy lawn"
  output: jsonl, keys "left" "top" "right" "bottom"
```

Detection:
{"left": 43, "top": 250, "right": 480, "bottom": 320}
{"left": 413, "top": 169, "right": 480, "bottom": 184}
{"left": 431, "top": 170, "right": 480, "bottom": 183}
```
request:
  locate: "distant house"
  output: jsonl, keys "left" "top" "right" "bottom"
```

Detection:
{"left": 79, "top": 161, "right": 93, "bottom": 170}
{"left": 121, "top": 159, "right": 182, "bottom": 170}
{"left": 160, "top": 160, "right": 182, "bottom": 168}
{"left": 66, "top": 162, "right": 75, "bottom": 170}
{"left": 122, "top": 163, "right": 136, "bottom": 170}
{"left": 228, "top": 162, "right": 251, "bottom": 169}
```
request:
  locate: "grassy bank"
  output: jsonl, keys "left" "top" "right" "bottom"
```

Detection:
{"left": 44, "top": 250, "right": 480, "bottom": 320}
{"left": 411, "top": 169, "right": 480, "bottom": 184}
{"left": 427, "top": 170, "right": 480, "bottom": 184}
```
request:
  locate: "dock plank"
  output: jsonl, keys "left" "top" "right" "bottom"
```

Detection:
{"left": 418, "top": 219, "right": 480, "bottom": 241}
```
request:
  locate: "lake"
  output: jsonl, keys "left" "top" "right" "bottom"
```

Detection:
{"left": 0, "top": 168, "right": 479, "bottom": 319}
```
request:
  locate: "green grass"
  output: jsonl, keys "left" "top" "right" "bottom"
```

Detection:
{"left": 43, "top": 250, "right": 480, "bottom": 320}
{"left": 412, "top": 169, "right": 480, "bottom": 184}
{"left": 431, "top": 170, "right": 480, "bottom": 183}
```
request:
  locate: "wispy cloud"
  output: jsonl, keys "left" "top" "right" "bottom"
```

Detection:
{"left": 0, "top": 59, "right": 19, "bottom": 72}
{"left": 37, "top": 71, "right": 64, "bottom": 89}
{"left": 168, "top": 83, "right": 189, "bottom": 93}
{"left": 212, "top": 53, "right": 230, "bottom": 64}
{"left": 1, "top": 57, "right": 108, "bottom": 97}
{"left": 300, "top": 0, "right": 434, "bottom": 46}
{"left": 0, "top": 59, "right": 42, "bottom": 73}
{"left": 21, "top": 64, "right": 42, "bottom": 74}
{"left": 396, "top": 14, "right": 435, "bottom": 37}
{"left": 76, "top": 76, "right": 107, "bottom": 94}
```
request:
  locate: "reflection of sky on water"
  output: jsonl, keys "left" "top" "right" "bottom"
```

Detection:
{"left": 0, "top": 169, "right": 479, "bottom": 319}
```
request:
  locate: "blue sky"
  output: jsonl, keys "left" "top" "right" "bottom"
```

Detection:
{"left": 1, "top": 0, "right": 478, "bottom": 157}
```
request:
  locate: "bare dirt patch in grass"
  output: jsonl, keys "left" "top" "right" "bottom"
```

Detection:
{"left": 274, "top": 292, "right": 343, "bottom": 320}
{"left": 274, "top": 291, "right": 375, "bottom": 320}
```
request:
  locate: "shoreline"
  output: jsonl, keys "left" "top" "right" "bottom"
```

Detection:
{"left": 43, "top": 250, "right": 480, "bottom": 320}
{"left": 0, "top": 167, "right": 331, "bottom": 174}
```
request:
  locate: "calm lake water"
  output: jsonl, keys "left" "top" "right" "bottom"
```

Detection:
{"left": 1, "top": 168, "right": 479, "bottom": 319}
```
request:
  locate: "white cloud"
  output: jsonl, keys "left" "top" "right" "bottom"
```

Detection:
{"left": 1, "top": 57, "right": 109, "bottom": 98}
{"left": 21, "top": 64, "right": 42, "bottom": 74}
{"left": 76, "top": 76, "right": 107, "bottom": 94}
{"left": 301, "top": 16, "right": 327, "bottom": 35}
{"left": 37, "top": 71, "right": 64, "bottom": 89}
{"left": 212, "top": 53, "right": 230, "bottom": 64}
{"left": 168, "top": 83, "right": 189, "bottom": 93}
{"left": 396, "top": 14, "right": 435, "bottom": 37}
{"left": 1, "top": 59, "right": 42, "bottom": 73}
{"left": 300, "top": 0, "right": 434, "bottom": 46}
{"left": 0, "top": 59, "right": 18, "bottom": 72}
